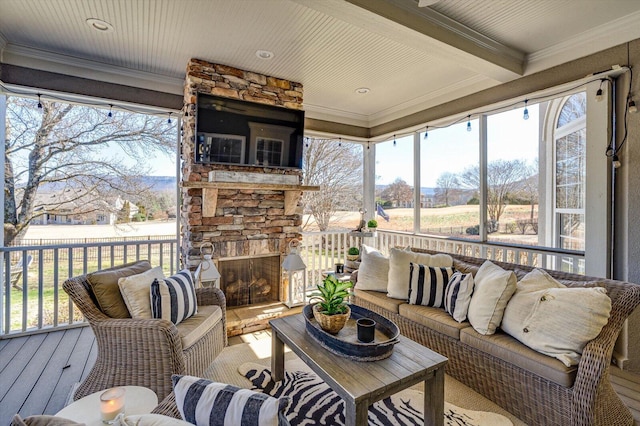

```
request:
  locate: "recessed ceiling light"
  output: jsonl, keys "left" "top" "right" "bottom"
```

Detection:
{"left": 86, "top": 18, "right": 114, "bottom": 33}
{"left": 256, "top": 50, "right": 274, "bottom": 60}
{"left": 355, "top": 87, "right": 370, "bottom": 94}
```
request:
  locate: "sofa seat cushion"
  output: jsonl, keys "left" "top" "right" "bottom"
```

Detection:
{"left": 460, "top": 327, "right": 577, "bottom": 387}
{"left": 354, "top": 288, "right": 406, "bottom": 314}
{"left": 175, "top": 304, "right": 222, "bottom": 350}
{"left": 399, "top": 304, "right": 470, "bottom": 340}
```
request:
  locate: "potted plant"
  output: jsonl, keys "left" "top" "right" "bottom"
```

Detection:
{"left": 346, "top": 246, "right": 360, "bottom": 261}
{"left": 367, "top": 219, "right": 378, "bottom": 231}
{"left": 310, "top": 275, "right": 353, "bottom": 334}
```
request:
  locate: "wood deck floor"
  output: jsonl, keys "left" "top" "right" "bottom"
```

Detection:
{"left": 1, "top": 326, "right": 639, "bottom": 424}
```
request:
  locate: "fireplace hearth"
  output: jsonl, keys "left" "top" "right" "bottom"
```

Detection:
{"left": 219, "top": 255, "right": 280, "bottom": 307}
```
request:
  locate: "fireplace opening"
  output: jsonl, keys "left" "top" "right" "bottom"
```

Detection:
{"left": 219, "top": 255, "right": 281, "bottom": 307}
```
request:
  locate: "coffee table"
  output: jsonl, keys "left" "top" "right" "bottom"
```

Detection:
{"left": 270, "top": 314, "right": 447, "bottom": 426}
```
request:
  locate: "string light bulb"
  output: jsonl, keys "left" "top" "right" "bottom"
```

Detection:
{"left": 466, "top": 115, "right": 472, "bottom": 132}
{"left": 595, "top": 80, "right": 604, "bottom": 102}
{"left": 523, "top": 99, "right": 529, "bottom": 120}
{"left": 424, "top": 126, "right": 428, "bottom": 140}
{"left": 393, "top": 134, "right": 397, "bottom": 147}
{"left": 108, "top": 104, "right": 113, "bottom": 118}
{"left": 612, "top": 154, "right": 621, "bottom": 169}
{"left": 338, "top": 137, "right": 342, "bottom": 147}
{"left": 629, "top": 99, "right": 638, "bottom": 114}
{"left": 167, "top": 112, "right": 172, "bottom": 124}
{"left": 37, "top": 94, "right": 42, "bottom": 109}
{"left": 305, "top": 137, "right": 309, "bottom": 148}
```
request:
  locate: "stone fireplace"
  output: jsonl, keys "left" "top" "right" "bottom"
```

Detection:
{"left": 180, "top": 59, "right": 309, "bottom": 320}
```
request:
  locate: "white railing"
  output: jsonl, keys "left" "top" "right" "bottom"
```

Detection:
{"left": 1, "top": 229, "right": 584, "bottom": 338}
{"left": 1, "top": 238, "right": 178, "bottom": 337}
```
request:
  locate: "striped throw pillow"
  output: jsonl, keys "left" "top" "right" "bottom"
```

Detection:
{"left": 172, "top": 375, "right": 290, "bottom": 426}
{"left": 408, "top": 263, "right": 454, "bottom": 307}
{"left": 444, "top": 271, "right": 475, "bottom": 322}
{"left": 150, "top": 270, "right": 197, "bottom": 325}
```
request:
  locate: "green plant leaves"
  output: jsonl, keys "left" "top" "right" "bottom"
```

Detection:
{"left": 309, "top": 275, "right": 353, "bottom": 315}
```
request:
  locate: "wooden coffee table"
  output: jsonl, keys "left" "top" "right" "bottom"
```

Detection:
{"left": 270, "top": 314, "right": 447, "bottom": 426}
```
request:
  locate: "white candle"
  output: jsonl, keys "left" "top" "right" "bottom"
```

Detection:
{"left": 100, "top": 387, "right": 125, "bottom": 423}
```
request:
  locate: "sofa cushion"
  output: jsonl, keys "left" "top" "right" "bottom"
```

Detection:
{"left": 121, "top": 414, "right": 192, "bottom": 425}
{"left": 354, "top": 245, "right": 389, "bottom": 292}
{"left": 12, "top": 415, "right": 85, "bottom": 426}
{"left": 399, "top": 303, "right": 471, "bottom": 340}
{"left": 87, "top": 260, "right": 152, "bottom": 318}
{"left": 460, "top": 327, "right": 577, "bottom": 387}
{"left": 354, "top": 288, "right": 406, "bottom": 314}
{"left": 118, "top": 266, "right": 166, "bottom": 319}
{"left": 444, "top": 272, "right": 475, "bottom": 323}
{"left": 172, "top": 375, "right": 290, "bottom": 426}
{"left": 151, "top": 270, "right": 198, "bottom": 325}
{"left": 387, "top": 248, "right": 453, "bottom": 300}
{"left": 408, "top": 264, "right": 454, "bottom": 308}
{"left": 467, "top": 260, "right": 517, "bottom": 335}
{"left": 175, "top": 304, "right": 222, "bottom": 350}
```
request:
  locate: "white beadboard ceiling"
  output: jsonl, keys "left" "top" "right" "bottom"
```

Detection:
{"left": 1, "top": 0, "right": 640, "bottom": 128}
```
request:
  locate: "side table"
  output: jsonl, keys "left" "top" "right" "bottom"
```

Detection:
{"left": 55, "top": 386, "right": 158, "bottom": 425}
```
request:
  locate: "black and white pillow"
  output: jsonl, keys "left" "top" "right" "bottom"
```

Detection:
{"left": 444, "top": 271, "right": 475, "bottom": 322}
{"left": 408, "top": 263, "right": 454, "bottom": 307}
{"left": 172, "top": 375, "right": 290, "bottom": 426}
{"left": 150, "top": 270, "right": 197, "bottom": 325}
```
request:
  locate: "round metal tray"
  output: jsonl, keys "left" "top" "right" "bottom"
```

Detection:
{"left": 303, "top": 304, "right": 400, "bottom": 361}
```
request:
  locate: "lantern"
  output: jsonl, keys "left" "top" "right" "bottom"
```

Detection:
{"left": 282, "top": 240, "right": 307, "bottom": 307}
{"left": 194, "top": 242, "right": 221, "bottom": 288}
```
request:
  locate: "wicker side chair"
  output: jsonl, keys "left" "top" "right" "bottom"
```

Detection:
{"left": 63, "top": 262, "right": 227, "bottom": 401}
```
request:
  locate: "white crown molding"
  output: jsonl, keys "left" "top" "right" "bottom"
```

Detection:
{"left": 368, "top": 75, "right": 494, "bottom": 127}
{"left": 304, "top": 104, "right": 370, "bottom": 128}
{"left": 2, "top": 44, "right": 184, "bottom": 94}
{"left": 526, "top": 10, "right": 640, "bottom": 74}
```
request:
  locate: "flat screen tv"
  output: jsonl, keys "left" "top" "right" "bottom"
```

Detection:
{"left": 195, "top": 94, "right": 305, "bottom": 169}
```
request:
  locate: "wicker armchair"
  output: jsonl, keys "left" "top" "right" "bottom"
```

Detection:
{"left": 63, "top": 263, "right": 227, "bottom": 401}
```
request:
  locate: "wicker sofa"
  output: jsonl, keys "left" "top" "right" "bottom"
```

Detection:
{"left": 352, "top": 248, "right": 640, "bottom": 426}
{"left": 63, "top": 261, "right": 227, "bottom": 401}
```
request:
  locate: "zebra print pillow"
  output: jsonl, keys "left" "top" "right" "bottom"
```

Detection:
{"left": 172, "top": 375, "right": 290, "bottom": 426}
{"left": 444, "top": 271, "right": 475, "bottom": 322}
{"left": 150, "top": 270, "right": 197, "bottom": 325}
{"left": 408, "top": 263, "right": 454, "bottom": 307}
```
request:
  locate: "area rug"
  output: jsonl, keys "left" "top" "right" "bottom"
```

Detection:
{"left": 238, "top": 362, "right": 512, "bottom": 426}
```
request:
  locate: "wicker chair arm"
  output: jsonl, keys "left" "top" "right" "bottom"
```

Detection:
{"left": 195, "top": 286, "right": 227, "bottom": 347}
{"left": 91, "top": 317, "right": 184, "bottom": 354}
{"left": 151, "top": 392, "right": 181, "bottom": 418}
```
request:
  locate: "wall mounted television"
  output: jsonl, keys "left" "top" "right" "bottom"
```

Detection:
{"left": 195, "top": 94, "right": 305, "bottom": 169}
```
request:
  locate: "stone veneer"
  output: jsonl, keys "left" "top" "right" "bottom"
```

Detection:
{"left": 181, "top": 58, "right": 304, "bottom": 274}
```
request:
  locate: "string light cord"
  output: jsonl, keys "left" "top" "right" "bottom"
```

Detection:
{"left": 606, "top": 67, "right": 633, "bottom": 158}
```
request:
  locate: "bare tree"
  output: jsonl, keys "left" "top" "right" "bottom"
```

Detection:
{"left": 434, "top": 172, "right": 459, "bottom": 206}
{"left": 458, "top": 159, "right": 529, "bottom": 223}
{"left": 301, "top": 139, "right": 362, "bottom": 231}
{"left": 380, "top": 178, "right": 413, "bottom": 207}
{"left": 4, "top": 97, "right": 175, "bottom": 245}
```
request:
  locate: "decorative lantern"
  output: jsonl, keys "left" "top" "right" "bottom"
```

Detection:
{"left": 282, "top": 240, "right": 307, "bottom": 307}
{"left": 194, "top": 242, "right": 221, "bottom": 288}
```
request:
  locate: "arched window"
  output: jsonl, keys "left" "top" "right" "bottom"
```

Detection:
{"left": 554, "top": 92, "right": 586, "bottom": 250}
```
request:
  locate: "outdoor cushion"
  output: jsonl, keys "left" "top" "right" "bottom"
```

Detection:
{"left": 387, "top": 248, "right": 453, "bottom": 299}
{"left": 121, "top": 414, "right": 191, "bottom": 425}
{"left": 399, "top": 303, "right": 470, "bottom": 340}
{"left": 175, "top": 304, "right": 223, "bottom": 350}
{"left": 151, "top": 270, "right": 198, "bottom": 325}
{"left": 408, "top": 264, "right": 454, "bottom": 307}
{"left": 11, "top": 414, "right": 85, "bottom": 426}
{"left": 353, "top": 288, "right": 406, "bottom": 314}
{"left": 444, "top": 271, "right": 475, "bottom": 323}
{"left": 118, "top": 266, "right": 166, "bottom": 319}
{"left": 87, "top": 260, "right": 152, "bottom": 318}
{"left": 467, "top": 260, "right": 517, "bottom": 335}
{"left": 460, "top": 327, "right": 578, "bottom": 387}
{"left": 354, "top": 244, "right": 389, "bottom": 292}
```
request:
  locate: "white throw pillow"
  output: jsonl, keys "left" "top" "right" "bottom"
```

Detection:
{"left": 502, "top": 268, "right": 564, "bottom": 338}
{"left": 444, "top": 272, "right": 475, "bottom": 322}
{"left": 355, "top": 245, "right": 389, "bottom": 292}
{"left": 121, "top": 414, "right": 192, "bottom": 425}
{"left": 172, "top": 375, "right": 289, "bottom": 426}
{"left": 467, "top": 260, "right": 517, "bottom": 335}
{"left": 502, "top": 268, "right": 611, "bottom": 366}
{"left": 118, "top": 266, "right": 165, "bottom": 319}
{"left": 387, "top": 248, "right": 453, "bottom": 300}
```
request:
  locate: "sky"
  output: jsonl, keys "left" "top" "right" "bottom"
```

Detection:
{"left": 375, "top": 104, "right": 541, "bottom": 187}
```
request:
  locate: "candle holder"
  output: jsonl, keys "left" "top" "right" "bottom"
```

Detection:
{"left": 356, "top": 318, "right": 376, "bottom": 343}
{"left": 100, "top": 387, "right": 126, "bottom": 423}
